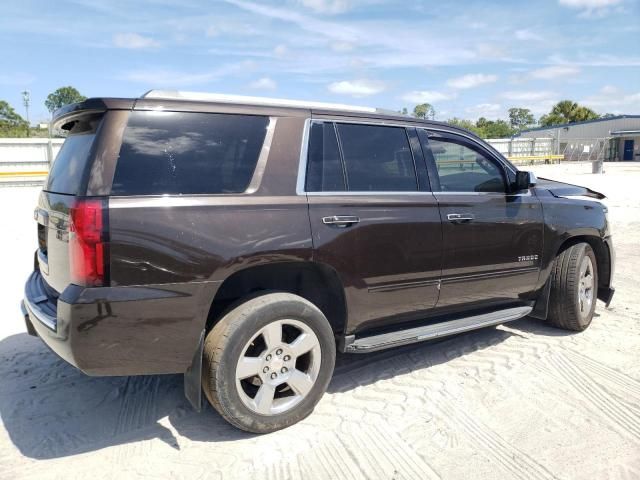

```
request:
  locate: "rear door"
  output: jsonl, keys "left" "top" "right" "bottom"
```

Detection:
{"left": 417, "top": 129, "right": 543, "bottom": 309}
{"left": 36, "top": 113, "right": 104, "bottom": 293}
{"left": 304, "top": 120, "right": 443, "bottom": 334}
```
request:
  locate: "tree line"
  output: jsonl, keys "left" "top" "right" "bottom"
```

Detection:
{"left": 404, "top": 100, "right": 608, "bottom": 138}
{"left": 1, "top": 86, "right": 611, "bottom": 139}
{"left": 0, "top": 86, "right": 86, "bottom": 137}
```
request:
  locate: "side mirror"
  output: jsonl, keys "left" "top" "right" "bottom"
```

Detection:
{"left": 513, "top": 171, "right": 537, "bottom": 192}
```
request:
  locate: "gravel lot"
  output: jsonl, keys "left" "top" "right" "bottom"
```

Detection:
{"left": 1, "top": 163, "right": 639, "bottom": 480}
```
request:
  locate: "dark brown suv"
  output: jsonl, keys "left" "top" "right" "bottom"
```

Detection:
{"left": 22, "top": 90, "right": 615, "bottom": 433}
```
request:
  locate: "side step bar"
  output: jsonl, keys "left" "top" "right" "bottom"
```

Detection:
{"left": 345, "top": 306, "right": 532, "bottom": 353}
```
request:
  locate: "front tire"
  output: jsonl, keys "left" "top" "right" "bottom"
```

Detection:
{"left": 202, "top": 292, "right": 336, "bottom": 433}
{"left": 548, "top": 242, "right": 598, "bottom": 331}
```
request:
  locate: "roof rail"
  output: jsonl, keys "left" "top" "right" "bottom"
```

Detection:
{"left": 142, "top": 90, "right": 378, "bottom": 113}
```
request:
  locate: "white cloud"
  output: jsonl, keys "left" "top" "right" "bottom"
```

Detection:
{"left": 465, "top": 103, "right": 503, "bottom": 120}
{"left": 0, "top": 72, "right": 35, "bottom": 85}
{"left": 559, "top": 0, "right": 621, "bottom": 8}
{"left": 500, "top": 90, "right": 559, "bottom": 114}
{"left": 328, "top": 79, "right": 385, "bottom": 97}
{"left": 581, "top": 85, "right": 640, "bottom": 113}
{"left": 558, "top": 0, "right": 623, "bottom": 15}
{"left": 475, "top": 43, "right": 510, "bottom": 60}
{"left": 330, "top": 41, "right": 354, "bottom": 52}
{"left": 298, "top": 0, "right": 350, "bottom": 14}
{"left": 547, "top": 53, "right": 640, "bottom": 67}
{"left": 447, "top": 73, "right": 498, "bottom": 89}
{"left": 273, "top": 44, "right": 289, "bottom": 57}
{"left": 113, "top": 32, "right": 159, "bottom": 49}
{"left": 501, "top": 90, "right": 557, "bottom": 102}
{"left": 225, "top": 1, "right": 480, "bottom": 69}
{"left": 206, "top": 26, "right": 219, "bottom": 37}
{"left": 401, "top": 90, "right": 456, "bottom": 104}
{"left": 514, "top": 29, "right": 543, "bottom": 42}
{"left": 530, "top": 65, "right": 581, "bottom": 79}
{"left": 123, "top": 61, "right": 254, "bottom": 86}
{"left": 205, "top": 22, "right": 261, "bottom": 38}
{"left": 249, "top": 77, "right": 277, "bottom": 90}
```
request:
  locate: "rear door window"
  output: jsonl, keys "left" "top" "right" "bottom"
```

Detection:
{"left": 336, "top": 123, "right": 417, "bottom": 192}
{"left": 111, "top": 111, "right": 269, "bottom": 195}
{"left": 45, "top": 115, "right": 102, "bottom": 195}
{"left": 305, "top": 122, "right": 346, "bottom": 192}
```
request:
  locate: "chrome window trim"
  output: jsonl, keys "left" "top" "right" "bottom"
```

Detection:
{"left": 110, "top": 115, "right": 276, "bottom": 199}
{"left": 296, "top": 118, "right": 312, "bottom": 195}
{"left": 306, "top": 191, "right": 438, "bottom": 197}
{"left": 296, "top": 117, "right": 520, "bottom": 196}
{"left": 245, "top": 116, "right": 277, "bottom": 194}
{"left": 434, "top": 191, "right": 532, "bottom": 197}
{"left": 297, "top": 117, "right": 426, "bottom": 196}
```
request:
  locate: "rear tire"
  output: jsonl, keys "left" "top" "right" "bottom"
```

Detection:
{"left": 548, "top": 242, "right": 598, "bottom": 331}
{"left": 202, "top": 292, "right": 336, "bottom": 433}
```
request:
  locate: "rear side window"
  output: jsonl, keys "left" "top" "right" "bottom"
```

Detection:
{"left": 336, "top": 123, "right": 417, "bottom": 192}
{"left": 112, "top": 111, "right": 269, "bottom": 195}
{"left": 306, "top": 122, "right": 346, "bottom": 192}
{"left": 46, "top": 115, "right": 102, "bottom": 195}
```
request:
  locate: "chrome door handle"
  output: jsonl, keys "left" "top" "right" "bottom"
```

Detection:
{"left": 447, "top": 213, "right": 475, "bottom": 223}
{"left": 322, "top": 215, "right": 360, "bottom": 228}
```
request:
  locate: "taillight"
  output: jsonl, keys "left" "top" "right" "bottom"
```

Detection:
{"left": 69, "top": 198, "right": 108, "bottom": 286}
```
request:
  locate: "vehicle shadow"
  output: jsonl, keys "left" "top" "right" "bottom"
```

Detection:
{"left": 0, "top": 316, "right": 558, "bottom": 460}
{"left": 0, "top": 333, "right": 252, "bottom": 460}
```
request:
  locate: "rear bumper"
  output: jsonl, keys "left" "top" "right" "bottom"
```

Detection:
{"left": 22, "top": 270, "right": 220, "bottom": 376}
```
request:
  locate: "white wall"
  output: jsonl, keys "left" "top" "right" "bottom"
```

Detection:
{"left": 0, "top": 138, "right": 64, "bottom": 172}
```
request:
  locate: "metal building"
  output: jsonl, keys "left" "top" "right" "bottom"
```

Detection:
{"left": 516, "top": 115, "right": 640, "bottom": 162}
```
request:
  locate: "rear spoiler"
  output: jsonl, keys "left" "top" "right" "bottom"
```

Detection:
{"left": 537, "top": 177, "right": 606, "bottom": 200}
{"left": 52, "top": 98, "right": 135, "bottom": 130}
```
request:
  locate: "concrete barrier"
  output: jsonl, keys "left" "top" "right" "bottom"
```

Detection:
{"left": 0, "top": 138, "right": 64, "bottom": 186}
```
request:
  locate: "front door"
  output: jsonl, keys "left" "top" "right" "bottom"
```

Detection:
{"left": 623, "top": 140, "right": 634, "bottom": 161}
{"left": 417, "top": 129, "right": 544, "bottom": 309}
{"left": 304, "top": 120, "right": 443, "bottom": 334}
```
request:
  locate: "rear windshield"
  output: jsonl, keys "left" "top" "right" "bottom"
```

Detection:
{"left": 111, "top": 111, "right": 269, "bottom": 196}
{"left": 45, "top": 116, "right": 101, "bottom": 195}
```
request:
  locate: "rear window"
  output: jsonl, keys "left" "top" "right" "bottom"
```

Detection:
{"left": 46, "top": 116, "right": 101, "bottom": 195}
{"left": 111, "top": 111, "right": 269, "bottom": 196}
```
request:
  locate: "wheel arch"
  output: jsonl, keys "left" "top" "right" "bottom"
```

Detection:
{"left": 204, "top": 261, "right": 348, "bottom": 336}
{"left": 533, "top": 234, "right": 613, "bottom": 319}
{"left": 555, "top": 235, "right": 612, "bottom": 295}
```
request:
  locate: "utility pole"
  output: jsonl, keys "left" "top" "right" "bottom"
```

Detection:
{"left": 21, "top": 90, "right": 30, "bottom": 138}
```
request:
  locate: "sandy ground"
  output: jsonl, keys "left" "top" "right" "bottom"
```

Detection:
{"left": 0, "top": 163, "right": 638, "bottom": 480}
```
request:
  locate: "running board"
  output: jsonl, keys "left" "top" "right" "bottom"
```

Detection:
{"left": 345, "top": 306, "right": 532, "bottom": 353}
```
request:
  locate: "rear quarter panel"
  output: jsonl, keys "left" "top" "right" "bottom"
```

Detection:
{"left": 70, "top": 115, "right": 312, "bottom": 374}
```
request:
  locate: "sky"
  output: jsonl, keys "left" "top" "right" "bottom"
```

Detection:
{"left": 1, "top": 0, "right": 639, "bottom": 124}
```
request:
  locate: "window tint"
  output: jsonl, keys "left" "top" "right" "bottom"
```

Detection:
{"left": 423, "top": 135, "right": 506, "bottom": 193}
{"left": 112, "top": 111, "right": 269, "bottom": 195}
{"left": 336, "top": 124, "right": 417, "bottom": 192}
{"left": 46, "top": 115, "right": 103, "bottom": 195}
{"left": 306, "top": 122, "right": 346, "bottom": 192}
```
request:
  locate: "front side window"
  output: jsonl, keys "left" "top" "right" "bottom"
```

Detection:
{"left": 336, "top": 123, "right": 417, "bottom": 192}
{"left": 422, "top": 133, "right": 506, "bottom": 193}
{"left": 112, "top": 111, "right": 269, "bottom": 195}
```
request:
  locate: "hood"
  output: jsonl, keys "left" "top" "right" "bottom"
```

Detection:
{"left": 535, "top": 177, "right": 606, "bottom": 200}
